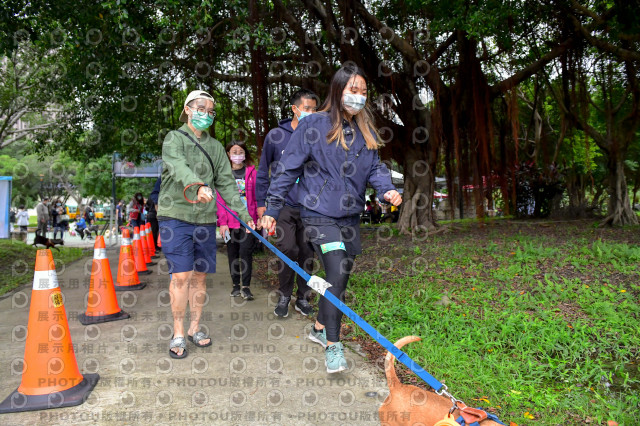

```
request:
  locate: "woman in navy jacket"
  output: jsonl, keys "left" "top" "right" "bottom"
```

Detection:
{"left": 263, "top": 65, "right": 402, "bottom": 373}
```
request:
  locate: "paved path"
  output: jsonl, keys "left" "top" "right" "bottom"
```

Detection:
{"left": 20, "top": 230, "right": 108, "bottom": 249}
{"left": 0, "top": 246, "right": 388, "bottom": 425}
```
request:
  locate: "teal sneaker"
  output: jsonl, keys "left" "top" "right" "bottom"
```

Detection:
{"left": 308, "top": 327, "right": 327, "bottom": 348}
{"left": 325, "top": 342, "right": 348, "bottom": 373}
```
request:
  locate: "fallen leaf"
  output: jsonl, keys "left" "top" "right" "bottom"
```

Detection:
{"left": 510, "top": 390, "right": 521, "bottom": 395}
{"left": 620, "top": 289, "right": 626, "bottom": 293}
{"left": 607, "top": 421, "right": 619, "bottom": 426}
{"left": 523, "top": 412, "right": 535, "bottom": 420}
{"left": 510, "top": 423, "right": 519, "bottom": 426}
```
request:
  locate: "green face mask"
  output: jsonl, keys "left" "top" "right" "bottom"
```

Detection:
{"left": 189, "top": 108, "right": 214, "bottom": 130}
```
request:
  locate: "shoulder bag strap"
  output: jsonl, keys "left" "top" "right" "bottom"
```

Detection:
{"left": 176, "top": 129, "right": 216, "bottom": 175}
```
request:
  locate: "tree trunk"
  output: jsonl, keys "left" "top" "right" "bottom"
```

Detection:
{"left": 602, "top": 156, "right": 638, "bottom": 226}
{"left": 397, "top": 147, "right": 437, "bottom": 234}
{"left": 249, "top": 0, "right": 269, "bottom": 153}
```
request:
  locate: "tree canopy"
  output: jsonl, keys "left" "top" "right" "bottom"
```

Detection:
{"left": 1, "top": 0, "right": 639, "bottom": 226}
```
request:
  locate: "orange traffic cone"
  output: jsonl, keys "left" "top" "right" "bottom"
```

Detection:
{"left": 145, "top": 223, "right": 157, "bottom": 262}
{"left": 78, "top": 236, "right": 130, "bottom": 325}
{"left": 147, "top": 223, "right": 158, "bottom": 258}
{"left": 115, "top": 229, "right": 146, "bottom": 291}
{"left": 132, "top": 226, "right": 151, "bottom": 275}
{"left": 140, "top": 224, "right": 156, "bottom": 266}
{"left": 0, "top": 250, "right": 99, "bottom": 413}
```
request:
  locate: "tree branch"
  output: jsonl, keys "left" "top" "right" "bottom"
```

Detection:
{"left": 352, "top": 0, "right": 448, "bottom": 95}
{"left": 568, "top": 13, "right": 640, "bottom": 62}
{"left": 210, "top": 71, "right": 328, "bottom": 94}
{"left": 491, "top": 37, "right": 576, "bottom": 96}
{"left": 427, "top": 32, "right": 456, "bottom": 65}
{"left": 272, "top": 0, "right": 333, "bottom": 78}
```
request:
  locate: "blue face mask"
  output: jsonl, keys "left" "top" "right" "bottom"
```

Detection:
{"left": 294, "top": 105, "right": 311, "bottom": 122}
{"left": 343, "top": 94, "right": 366, "bottom": 114}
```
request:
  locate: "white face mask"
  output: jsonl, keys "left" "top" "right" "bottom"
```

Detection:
{"left": 343, "top": 93, "right": 366, "bottom": 114}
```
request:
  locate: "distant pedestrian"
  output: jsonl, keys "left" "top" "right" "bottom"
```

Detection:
{"left": 149, "top": 178, "right": 161, "bottom": 250}
{"left": 75, "top": 216, "right": 88, "bottom": 240}
{"left": 52, "top": 200, "right": 68, "bottom": 239}
{"left": 217, "top": 140, "right": 259, "bottom": 301}
{"left": 145, "top": 197, "right": 158, "bottom": 249}
{"left": 16, "top": 205, "right": 29, "bottom": 232}
{"left": 84, "top": 201, "right": 96, "bottom": 224}
{"left": 128, "top": 193, "right": 144, "bottom": 230}
{"left": 116, "top": 200, "right": 124, "bottom": 231}
{"left": 9, "top": 208, "right": 16, "bottom": 230}
{"left": 35, "top": 197, "right": 50, "bottom": 237}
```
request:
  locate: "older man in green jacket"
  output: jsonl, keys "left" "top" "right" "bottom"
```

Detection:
{"left": 158, "top": 90, "right": 255, "bottom": 359}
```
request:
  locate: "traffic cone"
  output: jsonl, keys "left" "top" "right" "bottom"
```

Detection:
{"left": 115, "top": 229, "right": 145, "bottom": 291}
{"left": 144, "top": 223, "right": 156, "bottom": 261}
{"left": 132, "top": 226, "right": 151, "bottom": 275}
{"left": 78, "top": 236, "right": 130, "bottom": 325}
{"left": 147, "top": 223, "right": 158, "bottom": 258}
{"left": 0, "top": 250, "right": 99, "bottom": 413}
{"left": 140, "top": 224, "right": 156, "bottom": 266}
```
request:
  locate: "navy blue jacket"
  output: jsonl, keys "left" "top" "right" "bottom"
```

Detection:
{"left": 256, "top": 118, "right": 300, "bottom": 208}
{"left": 150, "top": 177, "right": 161, "bottom": 205}
{"left": 264, "top": 112, "right": 396, "bottom": 220}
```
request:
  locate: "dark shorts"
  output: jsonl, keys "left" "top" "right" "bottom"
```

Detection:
{"left": 159, "top": 219, "right": 217, "bottom": 273}
{"left": 302, "top": 216, "right": 362, "bottom": 256}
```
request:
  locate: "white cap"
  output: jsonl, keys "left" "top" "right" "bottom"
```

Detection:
{"left": 179, "top": 90, "right": 215, "bottom": 123}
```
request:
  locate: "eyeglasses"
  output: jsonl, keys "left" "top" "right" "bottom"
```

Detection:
{"left": 189, "top": 106, "right": 217, "bottom": 119}
{"left": 294, "top": 105, "right": 318, "bottom": 113}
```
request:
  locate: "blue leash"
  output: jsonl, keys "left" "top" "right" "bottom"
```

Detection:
{"left": 184, "top": 131, "right": 502, "bottom": 424}
{"left": 214, "top": 197, "right": 445, "bottom": 392}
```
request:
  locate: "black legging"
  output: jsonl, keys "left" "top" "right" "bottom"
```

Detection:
{"left": 149, "top": 217, "right": 159, "bottom": 249}
{"left": 312, "top": 247, "right": 356, "bottom": 343}
{"left": 227, "top": 228, "right": 255, "bottom": 287}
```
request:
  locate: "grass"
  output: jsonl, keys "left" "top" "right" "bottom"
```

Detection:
{"left": 0, "top": 239, "right": 85, "bottom": 295}
{"left": 345, "top": 221, "right": 640, "bottom": 425}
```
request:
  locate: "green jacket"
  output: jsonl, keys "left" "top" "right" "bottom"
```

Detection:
{"left": 157, "top": 124, "right": 252, "bottom": 225}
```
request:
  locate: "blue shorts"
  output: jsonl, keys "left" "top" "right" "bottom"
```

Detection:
{"left": 159, "top": 219, "right": 217, "bottom": 273}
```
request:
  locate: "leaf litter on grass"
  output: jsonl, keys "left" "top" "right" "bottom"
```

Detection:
{"left": 253, "top": 220, "right": 639, "bottom": 424}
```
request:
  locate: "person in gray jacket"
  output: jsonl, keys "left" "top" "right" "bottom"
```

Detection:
{"left": 35, "top": 197, "right": 50, "bottom": 237}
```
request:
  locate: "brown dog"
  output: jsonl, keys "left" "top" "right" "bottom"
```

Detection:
{"left": 379, "top": 336, "right": 503, "bottom": 426}
{"left": 32, "top": 231, "right": 64, "bottom": 252}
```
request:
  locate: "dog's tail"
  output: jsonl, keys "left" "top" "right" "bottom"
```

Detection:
{"left": 385, "top": 335, "right": 422, "bottom": 388}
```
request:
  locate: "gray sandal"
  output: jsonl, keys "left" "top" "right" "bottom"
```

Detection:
{"left": 169, "top": 336, "right": 187, "bottom": 359}
{"left": 188, "top": 331, "right": 212, "bottom": 348}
